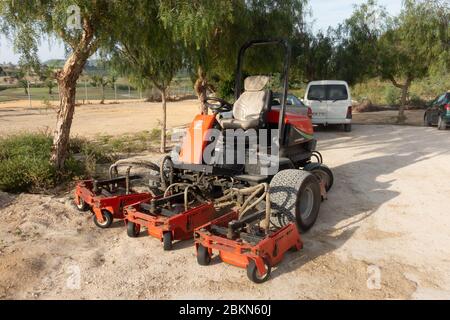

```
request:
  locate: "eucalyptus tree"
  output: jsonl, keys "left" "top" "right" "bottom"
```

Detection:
{"left": 160, "top": 0, "right": 307, "bottom": 112}
{"left": 377, "top": 0, "right": 450, "bottom": 122}
{"left": 108, "top": 1, "right": 183, "bottom": 153}
{"left": 0, "top": 1, "right": 128, "bottom": 169}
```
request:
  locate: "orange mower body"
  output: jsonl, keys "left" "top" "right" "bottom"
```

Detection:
{"left": 194, "top": 210, "right": 303, "bottom": 283}
{"left": 74, "top": 180, "right": 152, "bottom": 228}
{"left": 124, "top": 199, "right": 216, "bottom": 250}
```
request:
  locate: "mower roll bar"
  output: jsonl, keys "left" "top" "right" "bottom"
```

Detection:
{"left": 234, "top": 39, "right": 291, "bottom": 147}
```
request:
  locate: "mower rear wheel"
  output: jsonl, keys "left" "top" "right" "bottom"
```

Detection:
{"left": 196, "top": 244, "right": 211, "bottom": 266}
{"left": 163, "top": 232, "right": 172, "bottom": 251}
{"left": 76, "top": 196, "right": 89, "bottom": 212}
{"left": 127, "top": 221, "right": 141, "bottom": 237}
{"left": 270, "top": 170, "right": 321, "bottom": 232}
{"left": 246, "top": 259, "right": 271, "bottom": 284}
{"left": 93, "top": 210, "right": 113, "bottom": 228}
{"left": 303, "top": 163, "right": 334, "bottom": 192}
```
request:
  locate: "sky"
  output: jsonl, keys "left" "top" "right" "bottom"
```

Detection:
{"left": 0, "top": 0, "right": 403, "bottom": 65}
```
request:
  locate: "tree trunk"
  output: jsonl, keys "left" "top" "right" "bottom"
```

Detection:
{"left": 397, "top": 78, "right": 412, "bottom": 124}
{"left": 51, "top": 52, "right": 90, "bottom": 170}
{"left": 50, "top": 17, "right": 96, "bottom": 170}
{"left": 100, "top": 85, "right": 105, "bottom": 104}
{"left": 160, "top": 88, "right": 167, "bottom": 153}
{"left": 194, "top": 66, "right": 208, "bottom": 115}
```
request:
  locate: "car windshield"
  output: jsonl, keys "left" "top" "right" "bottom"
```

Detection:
{"left": 308, "top": 84, "right": 348, "bottom": 101}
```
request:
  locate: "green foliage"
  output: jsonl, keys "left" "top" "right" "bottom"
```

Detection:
{"left": 384, "top": 86, "right": 401, "bottom": 105}
{"left": 108, "top": 1, "right": 183, "bottom": 92}
{"left": 216, "top": 75, "right": 235, "bottom": 101}
{"left": 160, "top": 1, "right": 307, "bottom": 92}
{"left": 351, "top": 74, "right": 450, "bottom": 105}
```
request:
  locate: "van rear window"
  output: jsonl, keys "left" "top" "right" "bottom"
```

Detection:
{"left": 308, "top": 84, "right": 348, "bottom": 101}
{"left": 307, "top": 85, "right": 326, "bottom": 101}
{"left": 328, "top": 85, "right": 348, "bottom": 101}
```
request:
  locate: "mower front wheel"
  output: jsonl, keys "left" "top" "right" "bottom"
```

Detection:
{"left": 75, "top": 196, "right": 89, "bottom": 212}
{"left": 127, "top": 221, "right": 141, "bottom": 237}
{"left": 93, "top": 210, "right": 113, "bottom": 228}
{"left": 163, "top": 232, "right": 173, "bottom": 251}
{"left": 196, "top": 244, "right": 211, "bottom": 266}
{"left": 246, "top": 259, "right": 271, "bottom": 284}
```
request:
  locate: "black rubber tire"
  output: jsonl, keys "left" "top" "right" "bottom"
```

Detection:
{"left": 93, "top": 210, "right": 113, "bottom": 228}
{"left": 424, "top": 113, "right": 432, "bottom": 127}
{"left": 269, "top": 169, "right": 321, "bottom": 232}
{"left": 127, "top": 221, "right": 141, "bottom": 237}
{"left": 75, "top": 196, "right": 89, "bottom": 212}
{"left": 196, "top": 244, "right": 211, "bottom": 266}
{"left": 438, "top": 116, "right": 447, "bottom": 130}
{"left": 162, "top": 232, "right": 172, "bottom": 251}
{"left": 344, "top": 123, "right": 352, "bottom": 132}
{"left": 246, "top": 259, "right": 271, "bottom": 284}
{"left": 303, "top": 163, "right": 334, "bottom": 192}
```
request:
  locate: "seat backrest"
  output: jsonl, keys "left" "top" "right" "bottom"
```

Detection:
{"left": 233, "top": 76, "right": 270, "bottom": 122}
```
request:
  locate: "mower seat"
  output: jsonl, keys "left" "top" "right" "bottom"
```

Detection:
{"left": 219, "top": 76, "right": 271, "bottom": 130}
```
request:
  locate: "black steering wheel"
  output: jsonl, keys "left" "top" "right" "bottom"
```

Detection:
{"left": 204, "top": 97, "right": 233, "bottom": 113}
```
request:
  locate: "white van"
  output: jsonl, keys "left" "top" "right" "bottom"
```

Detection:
{"left": 304, "top": 80, "right": 352, "bottom": 132}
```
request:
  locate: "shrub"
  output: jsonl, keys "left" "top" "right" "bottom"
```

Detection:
{"left": 0, "top": 133, "right": 105, "bottom": 193}
{"left": 0, "top": 130, "right": 163, "bottom": 193}
{"left": 0, "top": 133, "right": 56, "bottom": 192}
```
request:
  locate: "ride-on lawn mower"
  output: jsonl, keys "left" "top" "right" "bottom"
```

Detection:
{"left": 77, "top": 39, "right": 332, "bottom": 283}
{"left": 74, "top": 160, "right": 158, "bottom": 228}
{"left": 159, "top": 39, "right": 332, "bottom": 282}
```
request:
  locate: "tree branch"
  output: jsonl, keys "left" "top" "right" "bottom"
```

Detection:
{"left": 387, "top": 74, "right": 404, "bottom": 89}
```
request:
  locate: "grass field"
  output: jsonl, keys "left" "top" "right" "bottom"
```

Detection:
{"left": 0, "top": 85, "right": 143, "bottom": 102}
{"left": 0, "top": 75, "right": 195, "bottom": 102}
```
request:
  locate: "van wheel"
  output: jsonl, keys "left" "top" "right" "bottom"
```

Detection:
{"left": 344, "top": 124, "right": 352, "bottom": 132}
{"left": 438, "top": 116, "right": 447, "bottom": 130}
{"left": 270, "top": 170, "right": 321, "bottom": 232}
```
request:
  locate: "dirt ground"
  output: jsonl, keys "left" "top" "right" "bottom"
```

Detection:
{"left": 1, "top": 100, "right": 450, "bottom": 300}
{"left": 0, "top": 99, "right": 425, "bottom": 137}
{"left": 0, "top": 99, "right": 200, "bottom": 137}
